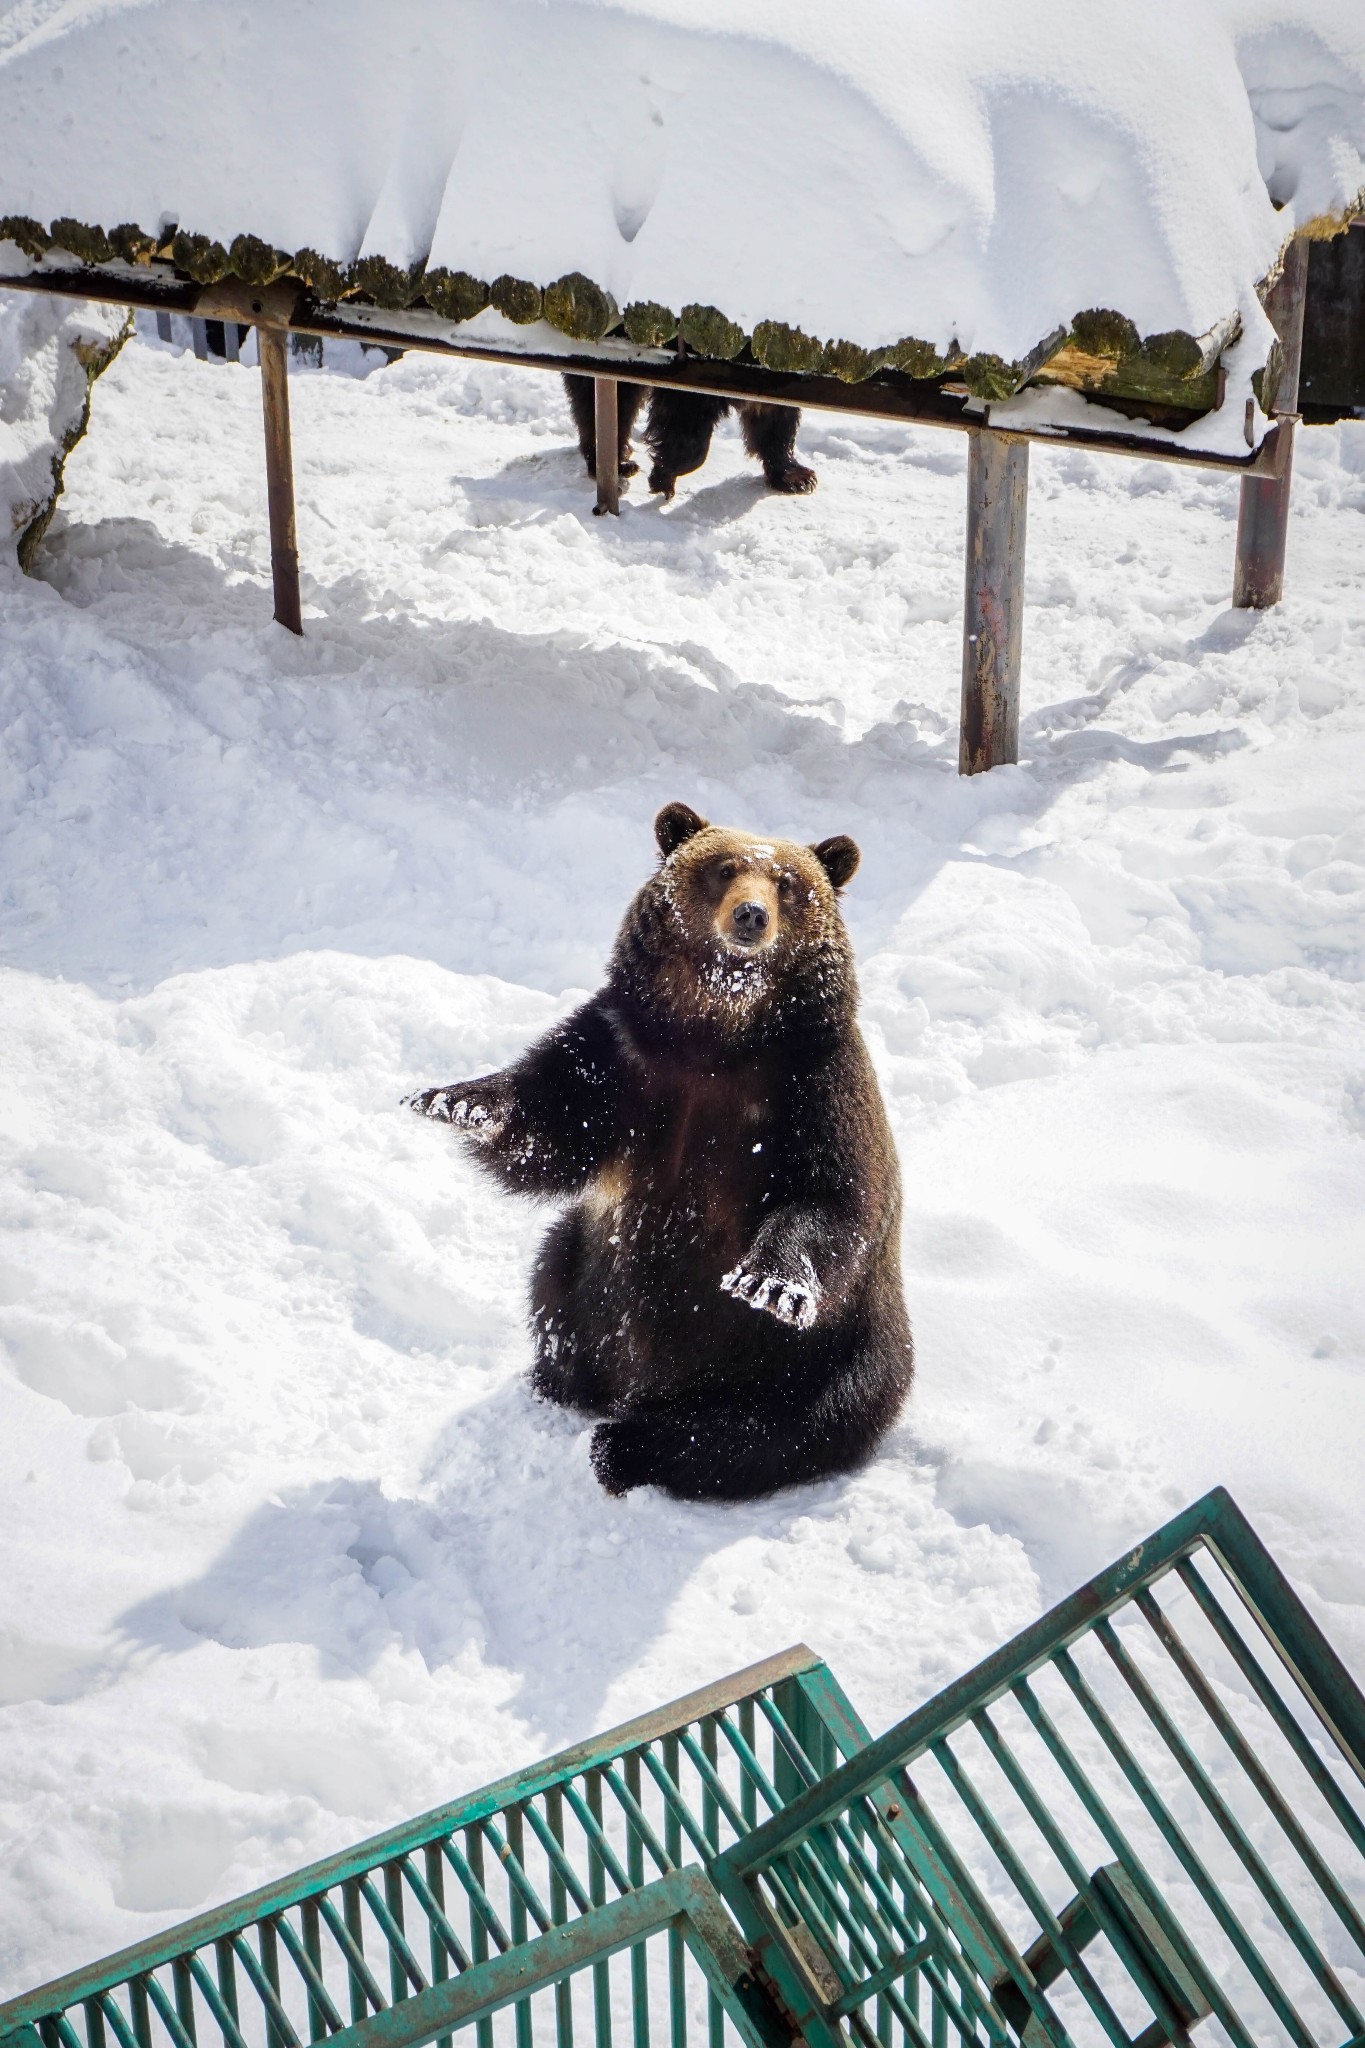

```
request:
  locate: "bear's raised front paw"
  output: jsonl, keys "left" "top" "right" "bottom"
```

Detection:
{"left": 590, "top": 1417, "right": 654, "bottom": 1496}
{"left": 404, "top": 1082, "right": 505, "bottom": 1138}
{"left": 720, "top": 1259, "right": 819, "bottom": 1331}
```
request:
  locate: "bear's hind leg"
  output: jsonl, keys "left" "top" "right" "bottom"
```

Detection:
{"left": 529, "top": 1207, "right": 613, "bottom": 1415}
{"left": 738, "top": 402, "right": 816, "bottom": 494}
{"left": 643, "top": 390, "right": 731, "bottom": 499}
{"left": 591, "top": 1336, "right": 910, "bottom": 1501}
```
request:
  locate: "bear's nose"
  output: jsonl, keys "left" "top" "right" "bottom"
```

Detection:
{"left": 732, "top": 900, "right": 770, "bottom": 937}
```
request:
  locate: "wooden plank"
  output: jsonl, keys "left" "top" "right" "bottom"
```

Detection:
{"left": 1233, "top": 237, "right": 1308, "bottom": 609}
{"left": 0, "top": 264, "right": 1291, "bottom": 475}
{"left": 593, "top": 376, "right": 619, "bottom": 516}
{"left": 257, "top": 325, "right": 302, "bottom": 635}
{"left": 960, "top": 427, "right": 1028, "bottom": 775}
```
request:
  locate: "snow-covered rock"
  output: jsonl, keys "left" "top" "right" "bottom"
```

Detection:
{"left": 0, "top": 289, "right": 129, "bottom": 568}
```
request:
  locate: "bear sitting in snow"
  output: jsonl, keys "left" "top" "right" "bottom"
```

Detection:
{"left": 408, "top": 803, "right": 910, "bottom": 1500}
{"left": 563, "top": 375, "right": 817, "bottom": 500}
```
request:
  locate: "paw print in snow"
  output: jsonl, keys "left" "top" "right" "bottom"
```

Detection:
{"left": 720, "top": 1260, "right": 819, "bottom": 1330}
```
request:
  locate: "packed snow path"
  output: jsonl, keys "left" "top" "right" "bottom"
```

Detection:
{"left": 1, "top": 333, "right": 1363, "bottom": 1994}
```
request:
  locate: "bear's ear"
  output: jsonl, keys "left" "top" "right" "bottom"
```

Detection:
{"left": 811, "top": 835, "right": 860, "bottom": 890}
{"left": 655, "top": 802, "right": 708, "bottom": 858}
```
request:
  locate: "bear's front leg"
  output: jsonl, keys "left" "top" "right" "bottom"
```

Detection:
{"left": 720, "top": 1206, "right": 867, "bottom": 1331}
{"left": 406, "top": 998, "right": 625, "bottom": 1197}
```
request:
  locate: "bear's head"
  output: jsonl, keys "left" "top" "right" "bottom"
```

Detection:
{"left": 610, "top": 802, "right": 862, "bottom": 1050}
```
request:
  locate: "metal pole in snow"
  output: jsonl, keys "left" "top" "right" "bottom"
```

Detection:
{"left": 258, "top": 324, "right": 303, "bottom": 634}
{"left": 959, "top": 426, "right": 1028, "bottom": 774}
{"left": 593, "top": 376, "right": 620, "bottom": 517}
{"left": 1233, "top": 238, "right": 1309, "bottom": 610}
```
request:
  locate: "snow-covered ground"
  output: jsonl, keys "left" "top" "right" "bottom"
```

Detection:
{"left": 1, "top": 329, "right": 1363, "bottom": 1996}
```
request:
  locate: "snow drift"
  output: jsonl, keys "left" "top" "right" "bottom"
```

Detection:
{"left": 0, "top": 293, "right": 128, "bottom": 568}
{"left": 1, "top": 0, "right": 1363, "bottom": 375}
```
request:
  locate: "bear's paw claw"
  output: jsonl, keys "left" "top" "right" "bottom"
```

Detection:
{"left": 721, "top": 1262, "right": 818, "bottom": 1330}
{"left": 405, "top": 1082, "right": 505, "bottom": 1138}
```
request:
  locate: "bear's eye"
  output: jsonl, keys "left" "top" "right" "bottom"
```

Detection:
{"left": 717, "top": 860, "right": 738, "bottom": 882}
{"left": 777, "top": 874, "right": 795, "bottom": 899}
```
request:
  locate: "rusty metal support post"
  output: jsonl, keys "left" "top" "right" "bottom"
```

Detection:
{"left": 960, "top": 426, "right": 1028, "bottom": 775}
{"left": 593, "top": 376, "right": 619, "bottom": 517}
{"left": 1234, "top": 238, "right": 1309, "bottom": 610}
{"left": 258, "top": 324, "right": 302, "bottom": 634}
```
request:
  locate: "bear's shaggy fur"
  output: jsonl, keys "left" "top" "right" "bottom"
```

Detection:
{"left": 408, "top": 803, "right": 911, "bottom": 1500}
{"left": 563, "top": 375, "right": 816, "bottom": 500}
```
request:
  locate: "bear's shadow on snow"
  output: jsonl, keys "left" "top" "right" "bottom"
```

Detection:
{"left": 112, "top": 1374, "right": 844, "bottom": 1742}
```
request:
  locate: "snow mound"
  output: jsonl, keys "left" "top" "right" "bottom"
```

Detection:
{"left": 0, "top": 1, "right": 1363, "bottom": 371}
{"left": 0, "top": 291, "right": 128, "bottom": 567}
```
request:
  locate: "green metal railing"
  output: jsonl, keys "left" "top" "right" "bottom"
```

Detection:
{"left": 4, "top": 1490, "right": 1363, "bottom": 2048}
{"left": 715, "top": 1487, "right": 1365, "bottom": 2048}
{"left": 0, "top": 1649, "right": 862, "bottom": 2048}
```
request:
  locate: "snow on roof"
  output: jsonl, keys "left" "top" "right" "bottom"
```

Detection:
{"left": 1, "top": 0, "right": 1363, "bottom": 386}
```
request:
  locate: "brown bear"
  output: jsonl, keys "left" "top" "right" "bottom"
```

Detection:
{"left": 407, "top": 804, "right": 910, "bottom": 1500}
{"left": 563, "top": 375, "right": 817, "bottom": 500}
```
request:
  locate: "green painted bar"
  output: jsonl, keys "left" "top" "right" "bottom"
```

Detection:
{"left": 228, "top": 1935, "right": 297, "bottom": 2048}
{"left": 585, "top": 1775, "right": 613, "bottom": 2048}
{"left": 441, "top": 1835, "right": 513, "bottom": 1952}
{"left": 736, "top": 1707, "right": 757, "bottom": 1833}
{"left": 274, "top": 1914, "right": 342, "bottom": 2042}
{"left": 96, "top": 2003, "right": 136, "bottom": 2048}
{"left": 623, "top": 1758, "right": 650, "bottom": 2048}
{"left": 129, "top": 1982, "right": 151, "bottom": 2048}
{"left": 171, "top": 1962, "right": 195, "bottom": 2048}
{"left": 504, "top": 1810, "right": 534, "bottom": 2048}
{"left": 184, "top": 1959, "right": 241, "bottom": 2048}
{"left": 546, "top": 1788, "right": 575, "bottom": 2048}
{"left": 299, "top": 1900, "right": 327, "bottom": 2044}
{"left": 321, "top": 1893, "right": 385, "bottom": 2021}
{"left": 661, "top": 1741, "right": 687, "bottom": 2048}
{"left": 562, "top": 1780, "right": 630, "bottom": 1900}
{"left": 461, "top": 1833, "right": 493, "bottom": 2048}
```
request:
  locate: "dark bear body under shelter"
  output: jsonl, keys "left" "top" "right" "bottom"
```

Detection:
{"left": 409, "top": 802, "right": 911, "bottom": 1501}
{"left": 563, "top": 374, "right": 817, "bottom": 499}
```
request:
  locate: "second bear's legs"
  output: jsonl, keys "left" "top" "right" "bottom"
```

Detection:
{"left": 642, "top": 390, "right": 731, "bottom": 500}
{"left": 567, "top": 381, "right": 819, "bottom": 500}
{"left": 738, "top": 402, "right": 817, "bottom": 494}
{"left": 563, "top": 374, "right": 646, "bottom": 480}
